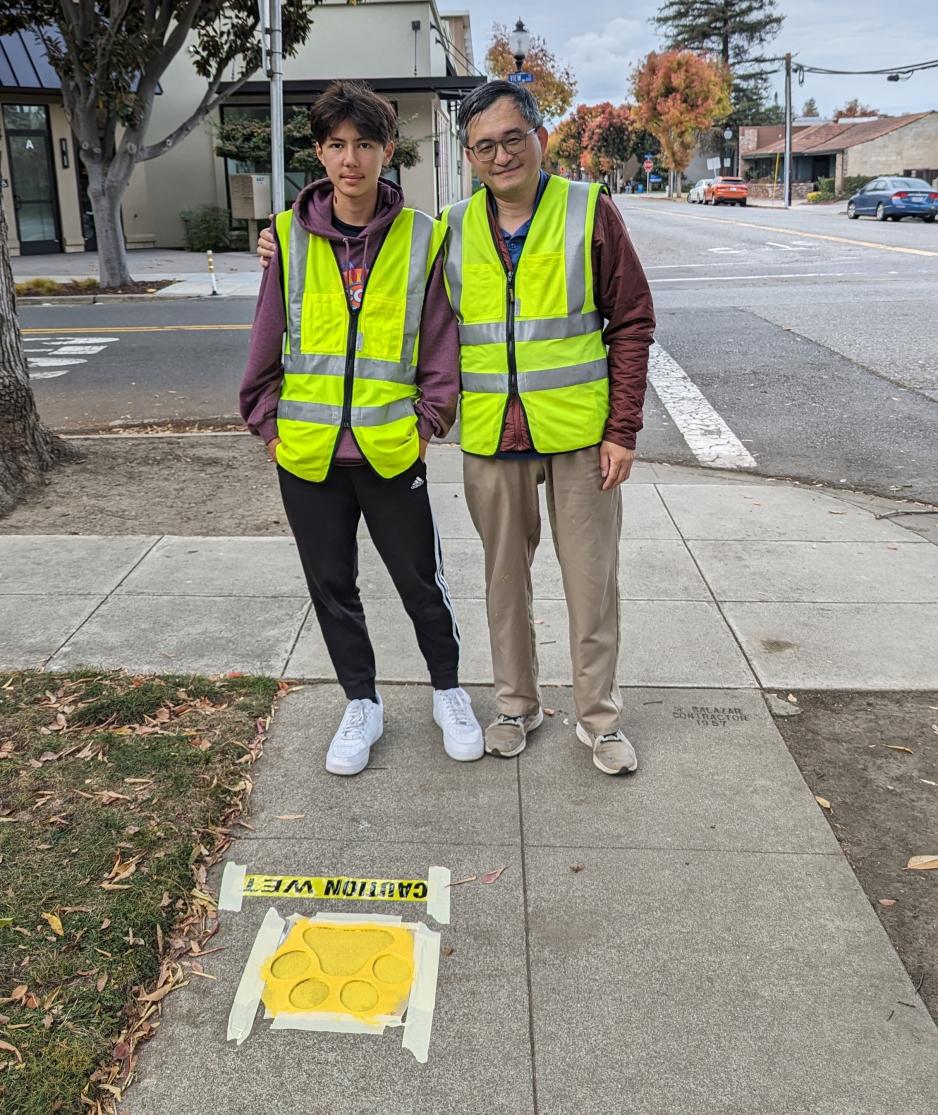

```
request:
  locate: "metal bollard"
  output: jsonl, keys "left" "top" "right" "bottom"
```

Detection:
{"left": 206, "top": 249, "right": 219, "bottom": 296}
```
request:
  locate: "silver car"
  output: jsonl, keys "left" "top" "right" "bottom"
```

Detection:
{"left": 687, "top": 178, "right": 711, "bottom": 204}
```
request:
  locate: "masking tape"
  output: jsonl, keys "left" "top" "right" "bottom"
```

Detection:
{"left": 218, "top": 861, "right": 246, "bottom": 912}
{"left": 219, "top": 866, "right": 452, "bottom": 924}
{"left": 226, "top": 906, "right": 284, "bottom": 1045}
{"left": 402, "top": 921, "right": 441, "bottom": 1064}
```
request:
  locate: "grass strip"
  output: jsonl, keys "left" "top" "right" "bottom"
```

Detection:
{"left": 0, "top": 669, "right": 281, "bottom": 1114}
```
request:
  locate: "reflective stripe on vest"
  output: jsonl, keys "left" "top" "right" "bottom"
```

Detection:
{"left": 443, "top": 177, "right": 609, "bottom": 456}
{"left": 275, "top": 206, "right": 443, "bottom": 481}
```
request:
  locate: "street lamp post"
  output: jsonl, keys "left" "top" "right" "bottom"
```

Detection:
{"left": 508, "top": 19, "right": 530, "bottom": 72}
{"left": 723, "top": 126, "right": 734, "bottom": 177}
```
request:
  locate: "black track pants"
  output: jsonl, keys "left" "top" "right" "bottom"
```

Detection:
{"left": 278, "top": 459, "right": 460, "bottom": 701}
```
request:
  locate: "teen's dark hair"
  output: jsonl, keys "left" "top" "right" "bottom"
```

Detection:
{"left": 309, "top": 80, "right": 398, "bottom": 147}
{"left": 457, "top": 81, "right": 543, "bottom": 147}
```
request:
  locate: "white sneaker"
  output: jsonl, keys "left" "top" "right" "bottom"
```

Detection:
{"left": 326, "top": 694, "right": 383, "bottom": 776}
{"left": 432, "top": 687, "right": 483, "bottom": 761}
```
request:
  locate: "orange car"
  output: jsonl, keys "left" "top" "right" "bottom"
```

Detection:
{"left": 704, "top": 177, "right": 748, "bottom": 206}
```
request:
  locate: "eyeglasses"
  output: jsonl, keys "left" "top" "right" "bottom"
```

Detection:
{"left": 466, "top": 127, "right": 536, "bottom": 163}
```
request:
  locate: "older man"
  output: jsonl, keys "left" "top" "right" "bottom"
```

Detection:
{"left": 443, "top": 82, "right": 655, "bottom": 774}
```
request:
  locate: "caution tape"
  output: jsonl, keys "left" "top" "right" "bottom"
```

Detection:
{"left": 244, "top": 874, "right": 428, "bottom": 901}
{"left": 219, "top": 863, "right": 451, "bottom": 923}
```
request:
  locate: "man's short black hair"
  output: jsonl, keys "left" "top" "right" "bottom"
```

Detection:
{"left": 457, "top": 81, "right": 544, "bottom": 147}
{"left": 309, "top": 80, "right": 398, "bottom": 146}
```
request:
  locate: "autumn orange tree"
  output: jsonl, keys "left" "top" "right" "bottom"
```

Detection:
{"left": 583, "top": 103, "right": 634, "bottom": 189}
{"left": 545, "top": 104, "right": 603, "bottom": 178}
{"left": 486, "top": 24, "right": 577, "bottom": 120}
{"left": 631, "top": 50, "right": 731, "bottom": 195}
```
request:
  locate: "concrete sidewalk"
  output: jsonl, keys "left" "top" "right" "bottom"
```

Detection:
{"left": 12, "top": 248, "right": 261, "bottom": 299}
{"left": 2, "top": 452, "right": 938, "bottom": 1112}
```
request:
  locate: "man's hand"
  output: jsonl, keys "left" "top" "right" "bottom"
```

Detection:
{"left": 257, "top": 217, "right": 277, "bottom": 270}
{"left": 599, "top": 440, "right": 634, "bottom": 491}
{"left": 265, "top": 436, "right": 282, "bottom": 463}
{"left": 419, "top": 438, "right": 429, "bottom": 462}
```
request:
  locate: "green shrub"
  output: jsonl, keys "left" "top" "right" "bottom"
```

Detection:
{"left": 179, "top": 205, "right": 232, "bottom": 252}
{"left": 841, "top": 175, "right": 871, "bottom": 198}
{"left": 16, "top": 277, "right": 59, "bottom": 295}
{"left": 817, "top": 177, "right": 835, "bottom": 195}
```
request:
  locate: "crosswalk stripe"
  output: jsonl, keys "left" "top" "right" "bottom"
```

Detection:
{"left": 648, "top": 342, "right": 757, "bottom": 470}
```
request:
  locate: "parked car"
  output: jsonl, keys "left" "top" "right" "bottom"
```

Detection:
{"left": 687, "top": 178, "right": 712, "bottom": 203}
{"left": 704, "top": 177, "right": 748, "bottom": 206}
{"left": 846, "top": 177, "right": 938, "bottom": 222}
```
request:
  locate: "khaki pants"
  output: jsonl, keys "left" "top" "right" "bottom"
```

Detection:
{"left": 463, "top": 446, "right": 623, "bottom": 735}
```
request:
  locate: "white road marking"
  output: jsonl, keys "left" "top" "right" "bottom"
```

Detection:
{"left": 49, "top": 344, "right": 108, "bottom": 354}
{"left": 649, "top": 272, "right": 844, "bottom": 284}
{"left": 28, "top": 357, "right": 87, "bottom": 368}
{"left": 708, "top": 246, "right": 744, "bottom": 254}
{"left": 766, "top": 241, "right": 798, "bottom": 250}
{"left": 648, "top": 342, "right": 757, "bottom": 471}
{"left": 25, "top": 335, "right": 119, "bottom": 379}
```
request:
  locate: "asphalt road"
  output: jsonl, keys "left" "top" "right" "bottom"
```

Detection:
{"left": 20, "top": 197, "right": 938, "bottom": 504}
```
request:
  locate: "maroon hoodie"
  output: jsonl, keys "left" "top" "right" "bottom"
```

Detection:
{"left": 239, "top": 177, "right": 459, "bottom": 465}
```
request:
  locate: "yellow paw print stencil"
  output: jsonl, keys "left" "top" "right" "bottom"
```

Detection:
{"left": 228, "top": 910, "right": 441, "bottom": 1062}
{"left": 260, "top": 921, "right": 415, "bottom": 1021}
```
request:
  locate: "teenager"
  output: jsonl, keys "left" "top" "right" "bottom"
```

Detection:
{"left": 240, "top": 80, "right": 482, "bottom": 775}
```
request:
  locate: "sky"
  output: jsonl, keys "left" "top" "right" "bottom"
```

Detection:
{"left": 460, "top": 0, "right": 938, "bottom": 120}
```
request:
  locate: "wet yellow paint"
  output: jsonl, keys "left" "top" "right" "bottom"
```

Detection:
{"left": 261, "top": 920, "right": 414, "bottom": 1021}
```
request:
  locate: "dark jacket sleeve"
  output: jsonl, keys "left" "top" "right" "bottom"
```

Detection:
{"left": 593, "top": 193, "right": 656, "bottom": 450}
{"left": 239, "top": 247, "right": 286, "bottom": 445}
{"left": 414, "top": 246, "right": 460, "bottom": 441}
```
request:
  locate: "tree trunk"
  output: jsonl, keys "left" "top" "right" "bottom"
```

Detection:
{"left": 84, "top": 157, "right": 133, "bottom": 288}
{"left": 0, "top": 205, "right": 79, "bottom": 517}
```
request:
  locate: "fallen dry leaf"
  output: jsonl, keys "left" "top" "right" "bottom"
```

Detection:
{"left": 906, "top": 855, "right": 938, "bottom": 871}
{"left": 41, "top": 912, "right": 64, "bottom": 937}
{"left": 569, "top": 863, "right": 584, "bottom": 873}
{"left": 480, "top": 866, "right": 508, "bottom": 885}
{"left": 878, "top": 899, "right": 897, "bottom": 907}
{"left": 815, "top": 796, "right": 832, "bottom": 810}
{"left": 786, "top": 693, "right": 799, "bottom": 704}
{"left": 885, "top": 745, "right": 913, "bottom": 754}
{"left": 96, "top": 973, "right": 109, "bottom": 992}
{"left": 441, "top": 946, "right": 455, "bottom": 957}
{"left": 275, "top": 814, "right": 305, "bottom": 821}
{"left": 0, "top": 1039, "right": 22, "bottom": 1062}
{"left": 447, "top": 875, "right": 477, "bottom": 887}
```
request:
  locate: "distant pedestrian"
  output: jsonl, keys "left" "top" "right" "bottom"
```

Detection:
{"left": 241, "top": 80, "right": 482, "bottom": 776}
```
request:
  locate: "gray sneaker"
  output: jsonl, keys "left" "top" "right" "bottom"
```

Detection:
{"left": 484, "top": 708, "right": 544, "bottom": 758}
{"left": 575, "top": 723, "right": 638, "bottom": 775}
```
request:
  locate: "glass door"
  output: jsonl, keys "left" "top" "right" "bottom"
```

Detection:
{"left": 3, "top": 104, "right": 62, "bottom": 254}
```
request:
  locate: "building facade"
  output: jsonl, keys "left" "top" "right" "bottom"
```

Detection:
{"left": 741, "top": 113, "right": 938, "bottom": 194}
{"left": 0, "top": 3, "right": 482, "bottom": 256}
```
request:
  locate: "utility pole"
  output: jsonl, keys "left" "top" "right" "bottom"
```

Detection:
{"left": 783, "top": 52, "right": 792, "bottom": 208}
{"left": 267, "top": 0, "right": 285, "bottom": 213}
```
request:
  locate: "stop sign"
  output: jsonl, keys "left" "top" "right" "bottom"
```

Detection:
{"left": 642, "top": 158, "right": 654, "bottom": 172}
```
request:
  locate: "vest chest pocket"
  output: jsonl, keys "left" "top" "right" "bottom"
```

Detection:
{"left": 359, "top": 293, "right": 406, "bottom": 359}
{"left": 301, "top": 292, "right": 347, "bottom": 355}
{"left": 517, "top": 252, "right": 566, "bottom": 318}
{"left": 462, "top": 263, "right": 505, "bottom": 324}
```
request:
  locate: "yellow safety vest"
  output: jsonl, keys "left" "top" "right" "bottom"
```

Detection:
{"left": 275, "top": 207, "right": 444, "bottom": 482}
{"left": 442, "top": 176, "right": 608, "bottom": 456}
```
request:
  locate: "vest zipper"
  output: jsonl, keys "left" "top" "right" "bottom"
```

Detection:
{"left": 506, "top": 268, "right": 518, "bottom": 397}
{"left": 342, "top": 308, "right": 357, "bottom": 429}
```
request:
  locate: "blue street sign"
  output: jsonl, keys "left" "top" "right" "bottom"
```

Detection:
{"left": 648, "top": 174, "right": 662, "bottom": 182}
{"left": 508, "top": 71, "right": 534, "bottom": 83}
{"left": 644, "top": 153, "right": 654, "bottom": 161}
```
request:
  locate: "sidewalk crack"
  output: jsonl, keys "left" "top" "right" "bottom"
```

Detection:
{"left": 517, "top": 756, "right": 539, "bottom": 1114}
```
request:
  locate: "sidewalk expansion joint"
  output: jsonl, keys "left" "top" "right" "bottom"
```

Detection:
{"left": 41, "top": 534, "right": 164, "bottom": 667}
{"left": 516, "top": 757, "right": 540, "bottom": 1113}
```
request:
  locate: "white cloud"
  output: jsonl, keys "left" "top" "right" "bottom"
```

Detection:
{"left": 561, "top": 18, "right": 658, "bottom": 104}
